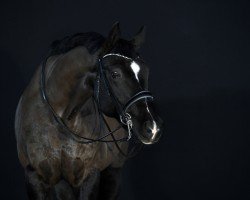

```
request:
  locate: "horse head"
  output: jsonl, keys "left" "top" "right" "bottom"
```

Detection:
{"left": 96, "top": 22, "right": 163, "bottom": 144}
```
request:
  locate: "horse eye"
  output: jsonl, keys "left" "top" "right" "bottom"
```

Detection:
{"left": 111, "top": 71, "right": 121, "bottom": 79}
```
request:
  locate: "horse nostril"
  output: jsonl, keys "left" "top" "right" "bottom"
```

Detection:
{"left": 144, "top": 121, "right": 153, "bottom": 136}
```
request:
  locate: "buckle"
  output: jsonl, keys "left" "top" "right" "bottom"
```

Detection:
{"left": 120, "top": 113, "right": 131, "bottom": 125}
{"left": 120, "top": 113, "right": 133, "bottom": 141}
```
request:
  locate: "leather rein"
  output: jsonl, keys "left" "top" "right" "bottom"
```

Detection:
{"left": 40, "top": 51, "right": 153, "bottom": 157}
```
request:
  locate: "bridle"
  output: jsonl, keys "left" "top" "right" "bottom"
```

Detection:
{"left": 40, "top": 51, "right": 154, "bottom": 157}
{"left": 95, "top": 53, "right": 154, "bottom": 141}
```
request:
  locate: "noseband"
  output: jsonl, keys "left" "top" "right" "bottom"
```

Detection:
{"left": 40, "top": 52, "right": 154, "bottom": 152}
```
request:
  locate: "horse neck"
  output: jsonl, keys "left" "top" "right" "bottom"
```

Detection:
{"left": 45, "top": 46, "right": 98, "bottom": 120}
{"left": 42, "top": 46, "right": 127, "bottom": 140}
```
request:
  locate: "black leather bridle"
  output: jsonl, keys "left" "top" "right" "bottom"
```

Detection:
{"left": 40, "top": 52, "right": 154, "bottom": 156}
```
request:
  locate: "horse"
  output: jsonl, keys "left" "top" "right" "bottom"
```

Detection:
{"left": 15, "top": 22, "right": 163, "bottom": 200}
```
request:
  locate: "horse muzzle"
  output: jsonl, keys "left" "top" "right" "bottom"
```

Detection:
{"left": 139, "top": 119, "right": 162, "bottom": 144}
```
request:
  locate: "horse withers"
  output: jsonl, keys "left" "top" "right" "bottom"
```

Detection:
{"left": 15, "top": 22, "right": 163, "bottom": 200}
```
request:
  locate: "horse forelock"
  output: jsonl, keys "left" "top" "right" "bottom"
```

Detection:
{"left": 110, "top": 38, "right": 138, "bottom": 59}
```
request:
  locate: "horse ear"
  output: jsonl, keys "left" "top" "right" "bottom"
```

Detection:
{"left": 131, "top": 26, "right": 146, "bottom": 50}
{"left": 108, "top": 21, "right": 121, "bottom": 42}
{"left": 102, "top": 22, "right": 121, "bottom": 53}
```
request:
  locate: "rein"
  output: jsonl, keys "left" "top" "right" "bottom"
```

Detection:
{"left": 40, "top": 51, "right": 153, "bottom": 157}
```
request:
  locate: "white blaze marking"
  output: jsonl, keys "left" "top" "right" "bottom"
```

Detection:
{"left": 151, "top": 121, "right": 159, "bottom": 140}
{"left": 146, "top": 102, "right": 159, "bottom": 141}
{"left": 130, "top": 61, "right": 140, "bottom": 82}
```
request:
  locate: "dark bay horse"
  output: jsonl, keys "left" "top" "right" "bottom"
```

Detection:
{"left": 15, "top": 22, "right": 163, "bottom": 200}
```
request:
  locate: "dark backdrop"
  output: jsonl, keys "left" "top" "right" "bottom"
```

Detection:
{"left": 1, "top": 0, "right": 250, "bottom": 199}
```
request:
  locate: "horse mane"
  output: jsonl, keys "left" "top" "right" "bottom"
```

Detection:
{"left": 49, "top": 32, "right": 105, "bottom": 56}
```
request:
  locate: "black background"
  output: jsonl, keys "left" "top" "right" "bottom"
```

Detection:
{"left": 1, "top": 0, "right": 250, "bottom": 199}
